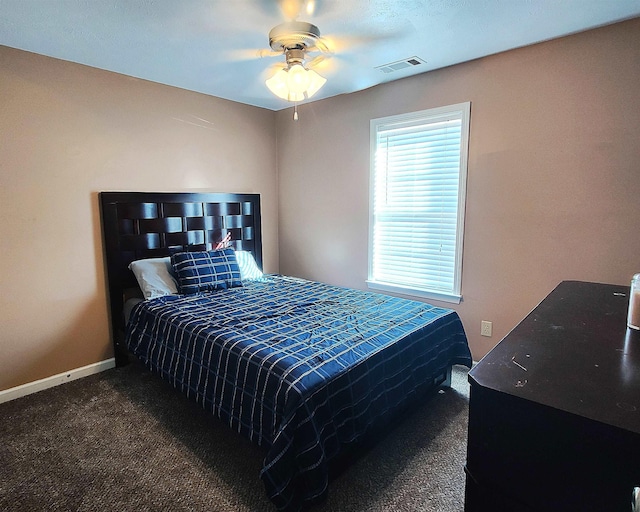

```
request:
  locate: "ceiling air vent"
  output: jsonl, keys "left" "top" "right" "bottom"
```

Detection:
{"left": 375, "top": 56, "right": 426, "bottom": 74}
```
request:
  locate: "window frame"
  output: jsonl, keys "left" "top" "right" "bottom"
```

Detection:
{"left": 367, "top": 102, "right": 471, "bottom": 304}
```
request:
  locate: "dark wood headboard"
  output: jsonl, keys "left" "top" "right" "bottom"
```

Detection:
{"left": 99, "top": 191, "right": 262, "bottom": 365}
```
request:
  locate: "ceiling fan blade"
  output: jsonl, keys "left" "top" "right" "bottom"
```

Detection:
{"left": 280, "top": 0, "right": 305, "bottom": 20}
{"left": 305, "top": 53, "right": 328, "bottom": 69}
{"left": 304, "top": 36, "right": 331, "bottom": 55}
{"left": 260, "top": 61, "right": 287, "bottom": 80}
{"left": 277, "top": 0, "right": 329, "bottom": 20}
{"left": 251, "top": 0, "right": 328, "bottom": 20}
{"left": 321, "top": 28, "right": 409, "bottom": 54}
{"left": 310, "top": 55, "right": 338, "bottom": 75}
{"left": 224, "top": 47, "right": 283, "bottom": 62}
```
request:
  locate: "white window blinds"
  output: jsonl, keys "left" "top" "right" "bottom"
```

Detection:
{"left": 368, "top": 103, "right": 470, "bottom": 303}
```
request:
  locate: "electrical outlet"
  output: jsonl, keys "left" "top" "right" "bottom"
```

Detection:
{"left": 481, "top": 320, "right": 492, "bottom": 337}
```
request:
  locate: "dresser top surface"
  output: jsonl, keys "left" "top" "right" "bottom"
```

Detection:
{"left": 469, "top": 280, "right": 640, "bottom": 434}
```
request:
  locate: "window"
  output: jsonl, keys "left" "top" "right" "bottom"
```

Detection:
{"left": 368, "top": 102, "right": 470, "bottom": 304}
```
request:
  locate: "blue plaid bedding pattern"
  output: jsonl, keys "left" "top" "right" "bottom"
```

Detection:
{"left": 171, "top": 248, "right": 242, "bottom": 294}
{"left": 125, "top": 275, "right": 472, "bottom": 511}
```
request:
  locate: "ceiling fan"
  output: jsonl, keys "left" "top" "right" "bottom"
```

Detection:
{"left": 228, "top": 1, "right": 409, "bottom": 117}
{"left": 264, "top": 20, "right": 329, "bottom": 102}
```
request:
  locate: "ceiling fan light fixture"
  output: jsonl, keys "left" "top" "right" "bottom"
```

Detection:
{"left": 265, "top": 68, "right": 291, "bottom": 100}
{"left": 265, "top": 64, "right": 326, "bottom": 102}
{"left": 303, "top": 68, "right": 326, "bottom": 98}
{"left": 286, "top": 63, "right": 311, "bottom": 93}
{"left": 264, "top": 21, "right": 328, "bottom": 104}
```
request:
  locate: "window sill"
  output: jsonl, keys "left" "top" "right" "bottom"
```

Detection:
{"left": 366, "top": 280, "right": 461, "bottom": 305}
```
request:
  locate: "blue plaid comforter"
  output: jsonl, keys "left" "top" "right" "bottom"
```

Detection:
{"left": 125, "top": 275, "right": 472, "bottom": 510}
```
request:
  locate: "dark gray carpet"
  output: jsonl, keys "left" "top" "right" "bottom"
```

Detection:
{"left": 0, "top": 363, "right": 471, "bottom": 511}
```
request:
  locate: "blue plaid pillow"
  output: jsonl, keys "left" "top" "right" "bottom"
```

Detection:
{"left": 171, "top": 248, "right": 242, "bottom": 294}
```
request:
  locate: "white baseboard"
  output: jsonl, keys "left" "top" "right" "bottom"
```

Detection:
{"left": 0, "top": 358, "right": 116, "bottom": 404}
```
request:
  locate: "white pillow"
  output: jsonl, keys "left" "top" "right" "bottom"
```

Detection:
{"left": 128, "top": 257, "right": 179, "bottom": 299}
{"left": 235, "top": 250, "right": 264, "bottom": 280}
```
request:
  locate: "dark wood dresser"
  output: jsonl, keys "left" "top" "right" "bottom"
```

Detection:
{"left": 465, "top": 281, "right": 640, "bottom": 511}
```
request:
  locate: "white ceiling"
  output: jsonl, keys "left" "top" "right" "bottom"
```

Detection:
{"left": 1, "top": 0, "right": 639, "bottom": 111}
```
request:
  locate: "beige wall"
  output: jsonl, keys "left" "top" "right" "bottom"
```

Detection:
{"left": 0, "top": 46, "right": 278, "bottom": 391}
{"left": 276, "top": 18, "right": 640, "bottom": 361}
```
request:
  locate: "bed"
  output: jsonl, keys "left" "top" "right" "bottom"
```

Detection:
{"left": 99, "top": 191, "right": 472, "bottom": 511}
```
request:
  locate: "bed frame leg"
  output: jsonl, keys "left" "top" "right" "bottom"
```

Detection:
{"left": 432, "top": 366, "right": 453, "bottom": 389}
{"left": 441, "top": 366, "right": 452, "bottom": 388}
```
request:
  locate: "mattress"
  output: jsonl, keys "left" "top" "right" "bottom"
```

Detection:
{"left": 125, "top": 274, "right": 472, "bottom": 510}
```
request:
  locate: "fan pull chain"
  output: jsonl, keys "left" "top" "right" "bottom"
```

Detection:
{"left": 293, "top": 103, "right": 299, "bottom": 121}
